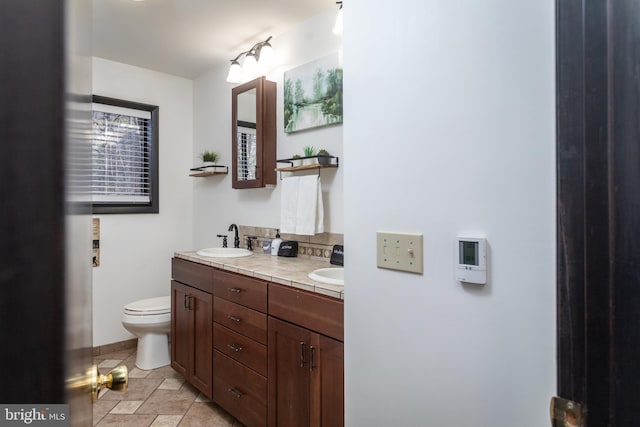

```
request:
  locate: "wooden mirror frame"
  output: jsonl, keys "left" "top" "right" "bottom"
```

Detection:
{"left": 231, "top": 76, "right": 277, "bottom": 189}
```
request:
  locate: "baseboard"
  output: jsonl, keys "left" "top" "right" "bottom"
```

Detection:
{"left": 92, "top": 338, "right": 137, "bottom": 357}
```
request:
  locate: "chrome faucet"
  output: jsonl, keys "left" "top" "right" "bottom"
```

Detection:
{"left": 228, "top": 223, "right": 240, "bottom": 248}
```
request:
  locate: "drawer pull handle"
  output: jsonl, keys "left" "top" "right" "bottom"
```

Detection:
{"left": 228, "top": 315, "right": 241, "bottom": 323}
{"left": 300, "top": 342, "right": 307, "bottom": 367}
{"left": 228, "top": 287, "right": 242, "bottom": 293}
{"left": 227, "top": 387, "right": 244, "bottom": 399}
{"left": 227, "top": 343, "right": 243, "bottom": 352}
{"left": 310, "top": 345, "right": 316, "bottom": 372}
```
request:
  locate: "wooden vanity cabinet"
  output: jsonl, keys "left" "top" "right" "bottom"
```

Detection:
{"left": 171, "top": 280, "right": 213, "bottom": 399}
{"left": 171, "top": 257, "right": 344, "bottom": 427}
{"left": 171, "top": 258, "right": 214, "bottom": 399}
{"left": 268, "top": 283, "right": 344, "bottom": 427}
{"left": 212, "top": 269, "right": 268, "bottom": 427}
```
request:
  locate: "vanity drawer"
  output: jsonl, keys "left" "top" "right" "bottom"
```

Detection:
{"left": 213, "top": 269, "right": 267, "bottom": 312}
{"left": 268, "top": 283, "right": 344, "bottom": 341}
{"left": 214, "top": 297, "right": 267, "bottom": 345}
{"left": 213, "top": 323, "right": 267, "bottom": 376}
{"left": 172, "top": 257, "right": 214, "bottom": 294}
{"left": 213, "top": 350, "right": 267, "bottom": 427}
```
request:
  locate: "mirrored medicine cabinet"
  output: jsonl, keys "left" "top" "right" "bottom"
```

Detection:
{"left": 232, "top": 76, "right": 277, "bottom": 189}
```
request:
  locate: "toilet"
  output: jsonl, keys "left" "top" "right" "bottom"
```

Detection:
{"left": 122, "top": 296, "right": 171, "bottom": 370}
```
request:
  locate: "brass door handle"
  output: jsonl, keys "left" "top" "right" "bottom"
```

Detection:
{"left": 90, "top": 364, "right": 128, "bottom": 402}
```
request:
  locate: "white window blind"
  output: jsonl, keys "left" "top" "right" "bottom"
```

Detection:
{"left": 91, "top": 103, "right": 152, "bottom": 205}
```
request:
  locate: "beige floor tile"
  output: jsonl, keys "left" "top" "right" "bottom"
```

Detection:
{"left": 158, "top": 378, "right": 184, "bottom": 390}
{"left": 110, "top": 400, "right": 144, "bottom": 414}
{"left": 129, "top": 367, "right": 151, "bottom": 378}
{"left": 146, "top": 365, "right": 183, "bottom": 379}
{"left": 92, "top": 399, "right": 118, "bottom": 426}
{"left": 194, "top": 393, "right": 210, "bottom": 403}
{"left": 98, "top": 359, "right": 123, "bottom": 369}
{"left": 95, "top": 414, "right": 157, "bottom": 427}
{"left": 150, "top": 414, "right": 183, "bottom": 427}
{"left": 98, "top": 349, "right": 136, "bottom": 360}
{"left": 177, "top": 403, "right": 234, "bottom": 427}
{"left": 135, "top": 387, "right": 198, "bottom": 415}
{"left": 100, "top": 378, "right": 164, "bottom": 402}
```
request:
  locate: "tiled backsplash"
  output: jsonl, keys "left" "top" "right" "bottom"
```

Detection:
{"left": 238, "top": 225, "right": 343, "bottom": 261}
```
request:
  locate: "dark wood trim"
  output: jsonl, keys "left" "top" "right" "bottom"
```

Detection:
{"left": 557, "top": 0, "right": 640, "bottom": 424}
{"left": 91, "top": 95, "right": 160, "bottom": 214}
{"left": 231, "top": 76, "right": 277, "bottom": 189}
{"left": 609, "top": 1, "right": 640, "bottom": 424}
{"left": 0, "top": 0, "right": 66, "bottom": 403}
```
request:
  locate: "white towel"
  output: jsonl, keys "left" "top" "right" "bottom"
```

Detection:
{"left": 280, "top": 176, "right": 300, "bottom": 234}
{"left": 295, "top": 175, "right": 324, "bottom": 235}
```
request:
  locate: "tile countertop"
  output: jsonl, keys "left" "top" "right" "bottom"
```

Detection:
{"left": 174, "top": 251, "right": 344, "bottom": 300}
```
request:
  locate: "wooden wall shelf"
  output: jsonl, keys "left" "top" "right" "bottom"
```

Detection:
{"left": 189, "top": 165, "right": 229, "bottom": 177}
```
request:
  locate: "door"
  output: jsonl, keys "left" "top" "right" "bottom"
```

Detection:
{"left": 171, "top": 281, "right": 213, "bottom": 397}
{"left": 0, "top": 0, "right": 97, "bottom": 423}
{"left": 311, "top": 334, "right": 344, "bottom": 427}
{"left": 189, "top": 287, "right": 213, "bottom": 397}
{"left": 268, "top": 317, "right": 312, "bottom": 427}
{"left": 171, "top": 281, "right": 191, "bottom": 378}
{"left": 556, "top": 0, "right": 640, "bottom": 425}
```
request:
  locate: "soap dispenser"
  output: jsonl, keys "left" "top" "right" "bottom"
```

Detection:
{"left": 271, "top": 229, "right": 282, "bottom": 256}
{"left": 262, "top": 231, "right": 271, "bottom": 254}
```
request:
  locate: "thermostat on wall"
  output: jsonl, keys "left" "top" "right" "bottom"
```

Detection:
{"left": 455, "top": 237, "right": 487, "bottom": 284}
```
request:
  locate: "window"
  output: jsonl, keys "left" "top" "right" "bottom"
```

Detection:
{"left": 91, "top": 95, "right": 159, "bottom": 214}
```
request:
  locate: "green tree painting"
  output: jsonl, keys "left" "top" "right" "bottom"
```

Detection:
{"left": 283, "top": 53, "right": 343, "bottom": 133}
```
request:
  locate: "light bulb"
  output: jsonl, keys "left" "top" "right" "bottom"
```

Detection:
{"left": 242, "top": 53, "right": 258, "bottom": 80}
{"left": 258, "top": 43, "right": 274, "bottom": 68}
{"left": 226, "top": 61, "right": 242, "bottom": 83}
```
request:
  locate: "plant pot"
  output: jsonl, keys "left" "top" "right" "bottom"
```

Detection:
{"left": 291, "top": 159, "right": 302, "bottom": 167}
{"left": 202, "top": 161, "right": 216, "bottom": 167}
{"left": 317, "top": 154, "right": 331, "bottom": 166}
{"left": 303, "top": 157, "right": 317, "bottom": 166}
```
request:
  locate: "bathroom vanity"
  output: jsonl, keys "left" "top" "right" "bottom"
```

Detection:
{"left": 170, "top": 252, "right": 344, "bottom": 427}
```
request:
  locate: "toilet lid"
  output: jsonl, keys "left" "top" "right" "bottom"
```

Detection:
{"left": 124, "top": 296, "right": 171, "bottom": 315}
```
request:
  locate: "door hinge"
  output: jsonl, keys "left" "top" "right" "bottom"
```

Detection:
{"left": 550, "top": 396, "right": 585, "bottom": 427}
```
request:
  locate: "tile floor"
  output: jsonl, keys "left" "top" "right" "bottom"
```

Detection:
{"left": 93, "top": 348, "right": 244, "bottom": 426}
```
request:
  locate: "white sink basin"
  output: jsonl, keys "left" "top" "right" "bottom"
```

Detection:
{"left": 308, "top": 267, "right": 344, "bottom": 286}
{"left": 196, "top": 247, "right": 253, "bottom": 258}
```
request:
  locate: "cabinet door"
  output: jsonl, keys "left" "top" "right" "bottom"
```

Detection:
{"left": 190, "top": 286, "right": 213, "bottom": 399}
{"left": 311, "top": 334, "right": 344, "bottom": 427}
{"left": 268, "top": 317, "right": 311, "bottom": 427}
{"left": 171, "top": 281, "right": 190, "bottom": 379}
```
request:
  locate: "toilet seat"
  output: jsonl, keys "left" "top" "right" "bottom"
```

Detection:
{"left": 123, "top": 296, "right": 171, "bottom": 316}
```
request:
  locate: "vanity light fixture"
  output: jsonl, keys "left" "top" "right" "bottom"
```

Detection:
{"left": 226, "top": 36, "right": 274, "bottom": 83}
{"left": 333, "top": 1, "right": 343, "bottom": 35}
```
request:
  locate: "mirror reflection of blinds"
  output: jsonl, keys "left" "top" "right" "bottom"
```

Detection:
{"left": 237, "top": 127, "right": 257, "bottom": 181}
{"left": 91, "top": 104, "right": 152, "bottom": 204}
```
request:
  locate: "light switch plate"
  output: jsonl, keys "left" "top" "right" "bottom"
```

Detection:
{"left": 376, "top": 232, "right": 423, "bottom": 274}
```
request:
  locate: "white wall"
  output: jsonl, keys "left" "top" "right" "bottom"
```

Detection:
{"left": 92, "top": 58, "right": 193, "bottom": 346}
{"left": 192, "top": 8, "right": 343, "bottom": 248}
{"left": 343, "top": 1, "right": 556, "bottom": 426}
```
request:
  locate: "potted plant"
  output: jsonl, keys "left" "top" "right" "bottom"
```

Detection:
{"left": 303, "top": 146, "right": 316, "bottom": 165}
{"left": 199, "top": 150, "right": 219, "bottom": 166}
{"left": 317, "top": 149, "right": 332, "bottom": 165}
{"left": 291, "top": 154, "right": 302, "bottom": 167}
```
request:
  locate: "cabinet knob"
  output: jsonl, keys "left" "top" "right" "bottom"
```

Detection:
{"left": 300, "top": 342, "right": 307, "bottom": 367}
{"left": 227, "top": 387, "right": 244, "bottom": 399}
{"left": 310, "top": 345, "right": 316, "bottom": 372}
{"left": 228, "top": 315, "right": 241, "bottom": 323}
{"left": 228, "top": 287, "right": 242, "bottom": 293}
{"left": 227, "top": 343, "right": 243, "bottom": 352}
